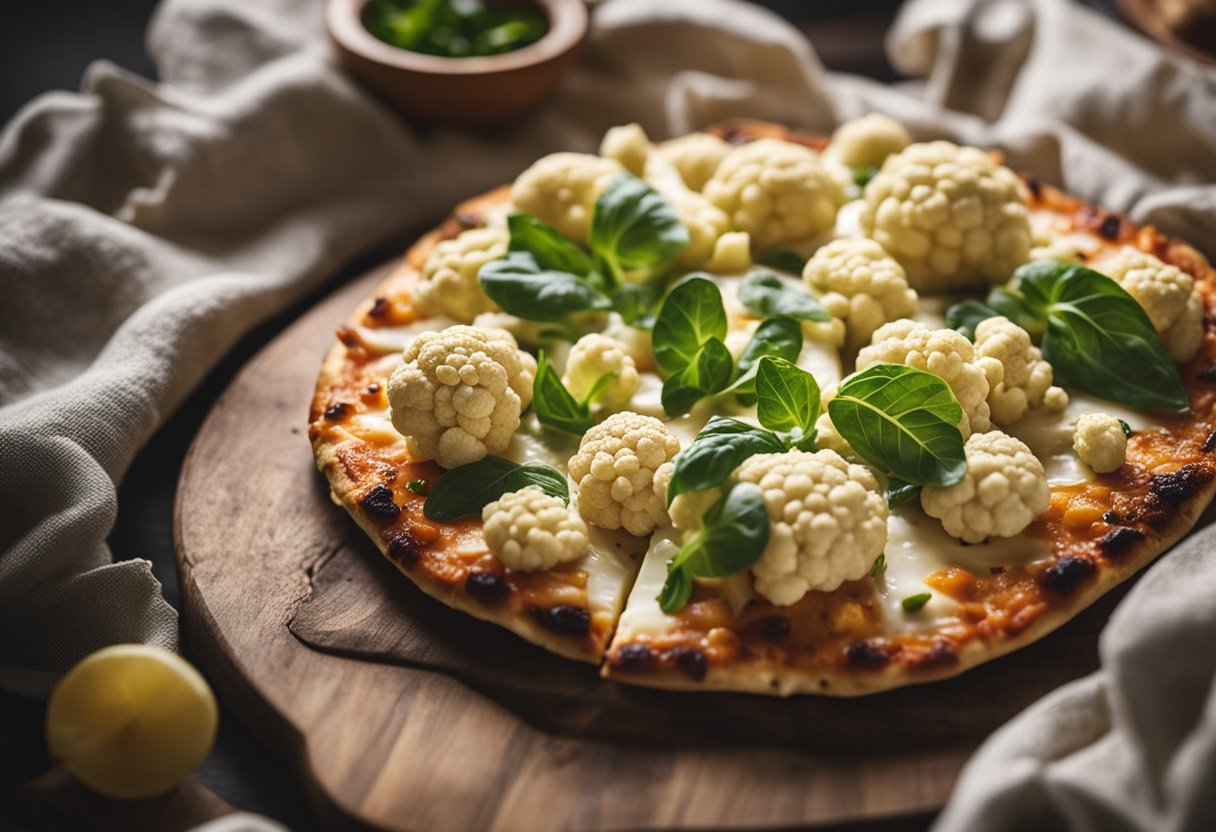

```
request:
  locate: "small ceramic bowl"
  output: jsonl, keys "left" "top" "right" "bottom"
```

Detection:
{"left": 326, "top": 0, "right": 588, "bottom": 127}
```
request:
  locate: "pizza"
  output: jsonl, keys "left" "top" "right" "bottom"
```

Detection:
{"left": 309, "top": 118, "right": 1216, "bottom": 696}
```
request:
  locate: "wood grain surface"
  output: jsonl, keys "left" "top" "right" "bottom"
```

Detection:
{"left": 175, "top": 260, "right": 1131, "bottom": 831}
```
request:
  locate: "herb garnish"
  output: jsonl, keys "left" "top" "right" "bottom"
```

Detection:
{"left": 406, "top": 479, "right": 429, "bottom": 495}
{"left": 423, "top": 457, "right": 568, "bottom": 521}
{"left": 869, "top": 553, "right": 887, "bottom": 577}
{"left": 365, "top": 0, "right": 547, "bottom": 59}
{"left": 901, "top": 592, "right": 932, "bottom": 613}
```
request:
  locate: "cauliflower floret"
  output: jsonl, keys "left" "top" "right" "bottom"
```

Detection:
{"left": 600, "top": 123, "right": 651, "bottom": 176}
{"left": 857, "top": 319, "right": 991, "bottom": 435}
{"left": 652, "top": 462, "right": 721, "bottom": 532}
{"left": 562, "top": 333, "right": 640, "bottom": 408}
{"left": 704, "top": 138, "right": 845, "bottom": 251}
{"left": 1092, "top": 246, "right": 1205, "bottom": 363}
{"left": 388, "top": 326, "right": 536, "bottom": 469}
{"left": 828, "top": 114, "right": 913, "bottom": 169}
{"left": 803, "top": 238, "right": 919, "bottom": 354}
{"left": 601, "top": 316, "right": 656, "bottom": 373}
{"left": 972, "top": 316, "right": 1067, "bottom": 425}
{"left": 860, "top": 141, "right": 1031, "bottom": 292}
{"left": 510, "top": 152, "right": 623, "bottom": 245}
{"left": 482, "top": 486, "right": 589, "bottom": 572}
{"left": 735, "top": 449, "right": 888, "bottom": 606}
{"left": 671, "top": 190, "right": 732, "bottom": 268}
{"left": 1073, "top": 412, "right": 1128, "bottom": 474}
{"left": 704, "top": 231, "right": 753, "bottom": 273}
{"left": 568, "top": 412, "right": 680, "bottom": 536}
{"left": 658, "top": 132, "right": 733, "bottom": 191}
{"left": 413, "top": 227, "right": 507, "bottom": 323}
{"left": 921, "top": 430, "right": 1049, "bottom": 543}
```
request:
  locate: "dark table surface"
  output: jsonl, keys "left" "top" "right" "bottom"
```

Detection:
{"left": 0, "top": 1, "right": 1130, "bottom": 829}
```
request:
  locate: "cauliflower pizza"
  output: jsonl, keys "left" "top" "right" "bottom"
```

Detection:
{"left": 310, "top": 118, "right": 1216, "bottom": 695}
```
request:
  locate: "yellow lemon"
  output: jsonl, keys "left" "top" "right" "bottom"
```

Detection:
{"left": 46, "top": 645, "right": 218, "bottom": 799}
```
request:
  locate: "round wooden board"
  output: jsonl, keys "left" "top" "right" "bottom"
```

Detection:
{"left": 176, "top": 260, "right": 1128, "bottom": 831}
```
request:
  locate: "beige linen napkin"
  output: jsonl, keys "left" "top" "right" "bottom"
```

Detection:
{"left": 1, "top": 0, "right": 1214, "bottom": 827}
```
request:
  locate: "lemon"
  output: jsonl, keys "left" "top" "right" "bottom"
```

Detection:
{"left": 46, "top": 645, "right": 218, "bottom": 799}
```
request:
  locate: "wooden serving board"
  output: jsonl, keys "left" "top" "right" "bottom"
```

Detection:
{"left": 176, "top": 260, "right": 1129, "bottom": 831}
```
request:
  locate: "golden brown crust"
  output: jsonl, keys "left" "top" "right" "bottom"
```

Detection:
{"left": 312, "top": 119, "right": 1216, "bottom": 695}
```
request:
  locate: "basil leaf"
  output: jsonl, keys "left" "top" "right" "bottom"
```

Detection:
{"left": 737, "top": 270, "right": 832, "bottom": 323}
{"left": 945, "top": 299, "right": 1003, "bottom": 341}
{"left": 886, "top": 477, "right": 920, "bottom": 508}
{"left": 507, "top": 213, "right": 593, "bottom": 276}
{"left": 756, "top": 248, "right": 807, "bottom": 274}
{"left": 666, "top": 416, "right": 784, "bottom": 505}
{"left": 532, "top": 352, "right": 592, "bottom": 434}
{"left": 424, "top": 457, "right": 569, "bottom": 521}
{"left": 612, "top": 279, "right": 667, "bottom": 328}
{"left": 828, "top": 364, "right": 967, "bottom": 487}
{"left": 590, "top": 173, "right": 689, "bottom": 285}
{"left": 945, "top": 290, "right": 1040, "bottom": 341}
{"left": 660, "top": 338, "right": 733, "bottom": 416}
{"left": 479, "top": 251, "right": 612, "bottom": 321}
{"left": 755, "top": 356, "right": 820, "bottom": 441}
{"left": 652, "top": 276, "right": 728, "bottom": 374}
{"left": 853, "top": 165, "right": 879, "bottom": 188}
{"left": 1016, "top": 261, "right": 1188, "bottom": 413}
{"left": 658, "top": 483, "right": 771, "bottom": 614}
{"left": 727, "top": 316, "right": 804, "bottom": 399}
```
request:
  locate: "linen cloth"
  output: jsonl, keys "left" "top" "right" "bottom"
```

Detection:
{"left": 0, "top": 0, "right": 1214, "bottom": 828}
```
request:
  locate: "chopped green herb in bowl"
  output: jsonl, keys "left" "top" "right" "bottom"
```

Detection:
{"left": 364, "top": 0, "right": 548, "bottom": 58}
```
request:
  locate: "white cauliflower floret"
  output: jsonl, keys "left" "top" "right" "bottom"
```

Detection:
{"left": 921, "top": 431, "right": 1050, "bottom": 543}
{"left": 803, "top": 238, "right": 919, "bottom": 354}
{"left": 510, "top": 152, "right": 623, "bottom": 245}
{"left": 857, "top": 319, "right": 991, "bottom": 435}
{"left": 600, "top": 123, "right": 651, "bottom": 176}
{"left": 704, "top": 231, "right": 753, "bottom": 273}
{"left": 828, "top": 114, "right": 912, "bottom": 169}
{"left": 568, "top": 412, "right": 680, "bottom": 536}
{"left": 413, "top": 227, "right": 507, "bottom": 323}
{"left": 1073, "top": 412, "right": 1128, "bottom": 474}
{"left": 704, "top": 138, "right": 844, "bottom": 251}
{"left": 482, "top": 486, "right": 589, "bottom": 572}
{"left": 652, "top": 462, "right": 720, "bottom": 532}
{"left": 1092, "top": 246, "right": 1205, "bottom": 363}
{"left": 562, "top": 333, "right": 640, "bottom": 408}
{"left": 387, "top": 326, "right": 536, "bottom": 469}
{"left": 671, "top": 190, "right": 732, "bottom": 268}
{"left": 735, "top": 449, "right": 888, "bottom": 606}
{"left": 972, "top": 316, "right": 1067, "bottom": 425}
{"left": 658, "top": 132, "right": 733, "bottom": 191}
{"left": 860, "top": 141, "right": 1031, "bottom": 292}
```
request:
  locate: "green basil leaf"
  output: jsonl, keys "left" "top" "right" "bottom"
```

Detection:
{"left": 728, "top": 316, "right": 804, "bottom": 399}
{"left": 660, "top": 338, "right": 734, "bottom": 416}
{"left": 755, "top": 356, "right": 821, "bottom": 440}
{"left": 532, "top": 352, "right": 592, "bottom": 434}
{"left": 737, "top": 270, "right": 832, "bottom": 323}
{"left": 667, "top": 416, "right": 784, "bottom": 505}
{"left": 590, "top": 173, "right": 689, "bottom": 285}
{"left": 945, "top": 299, "right": 1003, "bottom": 341}
{"left": 1119, "top": 419, "right": 1133, "bottom": 438}
{"left": 507, "top": 213, "right": 593, "bottom": 276}
{"left": 1015, "top": 261, "right": 1188, "bottom": 413}
{"left": 479, "top": 251, "right": 612, "bottom": 321}
{"left": 853, "top": 165, "right": 879, "bottom": 188}
{"left": 756, "top": 248, "right": 807, "bottom": 274}
{"left": 612, "top": 279, "right": 667, "bottom": 328}
{"left": 658, "top": 483, "right": 771, "bottom": 614}
{"left": 886, "top": 477, "right": 920, "bottom": 508}
{"left": 652, "top": 275, "right": 728, "bottom": 374}
{"left": 424, "top": 457, "right": 569, "bottom": 521}
{"left": 828, "top": 364, "right": 967, "bottom": 487}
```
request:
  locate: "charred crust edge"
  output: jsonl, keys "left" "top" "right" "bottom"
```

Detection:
{"left": 359, "top": 484, "right": 401, "bottom": 520}
{"left": 1041, "top": 556, "right": 1097, "bottom": 596}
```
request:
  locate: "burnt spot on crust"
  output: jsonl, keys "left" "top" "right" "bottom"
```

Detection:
{"left": 1098, "top": 215, "right": 1122, "bottom": 241}
{"left": 1203, "top": 430, "right": 1216, "bottom": 454}
{"left": 367, "top": 297, "right": 390, "bottom": 319}
{"left": 668, "top": 646, "right": 708, "bottom": 681}
{"left": 466, "top": 572, "right": 508, "bottom": 604}
{"left": 845, "top": 640, "right": 891, "bottom": 670}
{"left": 530, "top": 605, "right": 591, "bottom": 637}
{"left": 336, "top": 325, "right": 360, "bottom": 348}
{"left": 387, "top": 531, "right": 424, "bottom": 568}
{"left": 1041, "top": 556, "right": 1097, "bottom": 595}
{"left": 1198, "top": 364, "right": 1216, "bottom": 385}
{"left": 359, "top": 484, "right": 401, "bottom": 521}
{"left": 759, "top": 617, "right": 790, "bottom": 641}
{"left": 324, "top": 402, "right": 352, "bottom": 421}
{"left": 918, "top": 639, "right": 959, "bottom": 670}
{"left": 1102, "top": 510, "right": 1122, "bottom": 524}
{"left": 1148, "top": 464, "right": 1212, "bottom": 508}
{"left": 1023, "top": 174, "right": 1042, "bottom": 200}
{"left": 613, "top": 643, "right": 657, "bottom": 671}
{"left": 1100, "top": 526, "right": 1144, "bottom": 559}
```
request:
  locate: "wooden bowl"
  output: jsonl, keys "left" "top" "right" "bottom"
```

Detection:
{"left": 326, "top": 0, "right": 588, "bottom": 127}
